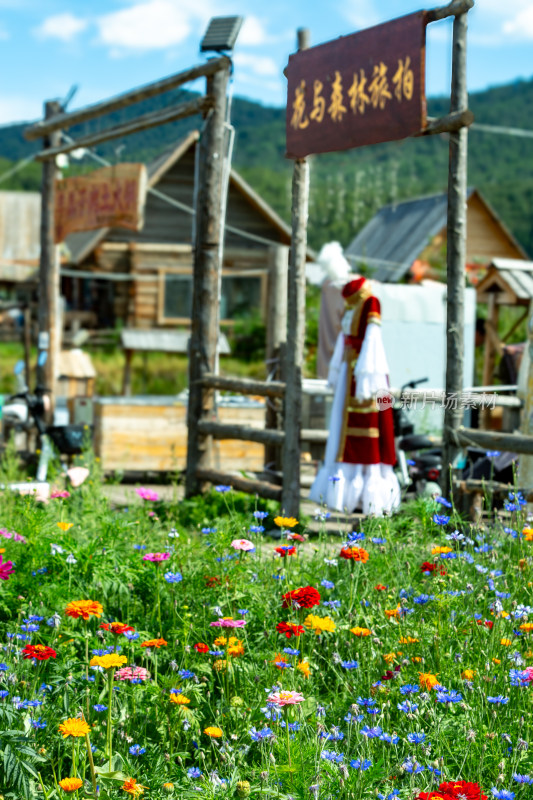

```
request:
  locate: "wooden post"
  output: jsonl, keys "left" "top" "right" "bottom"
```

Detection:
{"left": 518, "top": 300, "right": 533, "bottom": 493}
{"left": 37, "top": 100, "right": 62, "bottom": 416}
{"left": 185, "top": 62, "right": 230, "bottom": 496}
{"left": 122, "top": 349, "right": 134, "bottom": 396}
{"left": 265, "top": 244, "right": 288, "bottom": 473}
{"left": 23, "top": 306, "right": 32, "bottom": 388}
{"left": 442, "top": 10, "right": 470, "bottom": 497}
{"left": 281, "top": 29, "right": 310, "bottom": 517}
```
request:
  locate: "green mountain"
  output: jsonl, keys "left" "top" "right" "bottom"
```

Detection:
{"left": 0, "top": 78, "right": 532, "bottom": 254}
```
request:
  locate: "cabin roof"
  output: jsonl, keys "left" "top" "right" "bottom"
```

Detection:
{"left": 477, "top": 257, "right": 533, "bottom": 304}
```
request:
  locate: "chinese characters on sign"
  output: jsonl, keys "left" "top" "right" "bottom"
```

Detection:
{"left": 285, "top": 12, "right": 427, "bottom": 158}
{"left": 54, "top": 163, "right": 147, "bottom": 243}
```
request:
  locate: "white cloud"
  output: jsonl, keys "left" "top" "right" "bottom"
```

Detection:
{"left": 0, "top": 24, "right": 8, "bottom": 40}
{"left": 341, "top": 0, "right": 380, "bottom": 30}
{"left": 239, "top": 16, "right": 269, "bottom": 46}
{"left": 0, "top": 95, "right": 40, "bottom": 125}
{"left": 233, "top": 52, "right": 278, "bottom": 78}
{"left": 95, "top": 0, "right": 213, "bottom": 52}
{"left": 34, "top": 13, "right": 88, "bottom": 43}
{"left": 503, "top": 5, "right": 533, "bottom": 39}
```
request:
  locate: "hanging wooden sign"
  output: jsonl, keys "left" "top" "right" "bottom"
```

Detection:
{"left": 54, "top": 163, "right": 147, "bottom": 243}
{"left": 285, "top": 11, "right": 427, "bottom": 158}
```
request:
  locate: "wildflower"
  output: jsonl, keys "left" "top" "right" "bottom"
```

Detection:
{"left": 67, "top": 555, "right": 78, "bottom": 566}
{"left": 462, "top": 669, "right": 477, "bottom": 680}
{"left": 140, "top": 638, "right": 167, "bottom": 649}
{"left": 188, "top": 766, "right": 202, "bottom": 778}
{"left": 274, "top": 516, "right": 298, "bottom": 528}
{"left": 122, "top": 776, "right": 146, "bottom": 795}
{"left": 194, "top": 642, "right": 209, "bottom": 653}
{"left": 351, "top": 626, "right": 372, "bottom": 636}
{"left": 90, "top": 654, "right": 127, "bottom": 669}
{"left": 210, "top": 618, "right": 246, "bottom": 628}
{"left": 142, "top": 552, "right": 170, "bottom": 562}
{"left": 341, "top": 660, "right": 359, "bottom": 669}
{"left": 129, "top": 744, "right": 146, "bottom": 755}
{"left": 297, "top": 660, "right": 311, "bottom": 678}
{"left": 115, "top": 666, "right": 149, "bottom": 682}
{"left": 407, "top": 732, "right": 426, "bottom": 743}
{"left": 321, "top": 750, "right": 343, "bottom": 762}
{"left": 399, "top": 636, "right": 419, "bottom": 644}
{"left": 340, "top": 546, "right": 369, "bottom": 562}
{"left": 432, "top": 546, "right": 453, "bottom": 555}
{"left": 513, "top": 774, "right": 533, "bottom": 784}
{"left": 67, "top": 466, "right": 89, "bottom": 487}
{"left": 57, "top": 521, "right": 74, "bottom": 531}
{"left": 178, "top": 669, "right": 195, "bottom": 679}
{"left": 350, "top": 758, "right": 372, "bottom": 770}
{"left": 164, "top": 572, "right": 183, "bottom": 583}
{"left": 204, "top": 726, "right": 223, "bottom": 738}
{"left": 59, "top": 777, "right": 84, "bottom": 792}
{"left": 487, "top": 696, "right": 509, "bottom": 704}
{"left": 0, "top": 555, "right": 14, "bottom": 580}
{"left": 267, "top": 690, "right": 305, "bottom": 706}
{"left": 21, "top": 644, "right": 57, "bottom": 661}
{"left": 385, "top": 606, "right": 401, "bottom": 618}
{"left": 275, "top": 545, "right": 297, "bottom": 557}
{"left": 281, "top": 586, "right": 321, "bottom": 609}
{"left": 417, "top": 781, "right": 488, "bottom": 799}
{"left": 304, "top": 614, "right": 336, "bottom": 634}
{"left": 59, "top": 718, "right": 91, "bottom": 738}
{"left": 136, "top": 487, "right": 159, "bottom": 501}
{"left": 433, "top": 514, "right": 450, "bottom": 525}
{"left": 215, "top": 485, "right": 231, "bottom": 492}
{"left": 100, "top": 621, "right": 135, "bottom": 636}
{"left": 170, "top": 693, "right": 190, "bottom": 705}
{"left": 418, "top": 672, "right": 440, "bottom": 690}
{"left": 231, "top": 539, "right": 255, "bottom": 551}
{"left": 375, "top": 584, "right": 388, "bottom": 591}
{"left": 490, "top": 791, "right": 515, "bottom": 800}
{"left": 93, "top": 704, "right": 108, "bottom": 712}
{"left": 276, "top": 622, "right": 305, "bottom": 638}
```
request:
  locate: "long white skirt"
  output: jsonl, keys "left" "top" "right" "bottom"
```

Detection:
{"left": 308, "top": 361, "right": 401, "bottom": 516}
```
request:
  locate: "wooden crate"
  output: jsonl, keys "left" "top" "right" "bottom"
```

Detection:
{"left": 93, "top": 397, "right": 265, "bottom": 473}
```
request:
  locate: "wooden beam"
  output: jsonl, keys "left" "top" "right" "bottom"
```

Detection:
{"left": 453, "top": 427, "right": 533, "bottom": 456}
{"left": 442, "top": 8, "right": 470, "bottom": 496}
{"left": 185, "top": 64, "right": 230, "bottom": 497}
{"left": 196, "top": 468, "right": 282, "bottom": 500}
{"left": 198, "top": 373, "right": 286, "bottom": 398}
{"left": 419, "top": 109, "right": 474, "bottom": 136}
{"left": 197, "top": 420, "right": 285, "bottom": 446}
{"left": 502, "top": 308, "right": 529, "bottom": 343}
{"left": 35, "top": 97, "right": 211, "bottom": 161}
{"left": 282, "top": 28, "right": 310, "bottom": 518}
{"left": 426, "top": 0, "right": 474, "bottom": 23}
{"left": 25, "top": 57, "right": 231, "bottom": 140}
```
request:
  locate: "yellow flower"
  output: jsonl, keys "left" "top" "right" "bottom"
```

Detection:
{"left": 431, "top": 546, "right": 452, "bottom": 555}
{"left": 59, "top": 777, "right": 83, "bottom": 792}
{"left": 58, "top": 718, "right": 91, "bottom": 738}
{"left": 500, "top": 638, "right": 513, "bottom": 646}
{"left": 383, "top": 652, "right": 396, "bottom": 664}
{"left": 411, "top": 656, "right": 423, "bottom": 663}
{"left": 303, "top": 613, "right": 336, "bottom": 635}
{"left": 399, "top": 636, "right": 419, "bottom": 644}
{"left": 204, "top": 726, "right": 223, "bottom": 738}
{"left": 214, "top": 636, "right": 227, "bottom": 647}
{"left": 418, "top": 672, "right": 440, "bottom": 690}
{"left": 297, "top": 660, "right": 310, "bottom": 678}
{"left": 228, "top": 639, "right": 245, "bottom": 657}
{"left": 90, "top": 654, "right": 127, "bottom": 669}
{"left": 350, "top": 626, "right": 372, "bottom": 637}
{"left": 213, "top": 659, "right": 227, "bottom": 672}
{"left": 522, "top": 527, "right": 533, "bottom": 541}
{"left": 122, "top": 777, "right": 145, "bottom": 795}
{"left": 492, "top": 658, "right": 501, "bottom": 665}
{"left": 0, "top": 548, "right": 5, "bottom": 554}
{"left": 384, "top": 606, "right": 401, "bottom": 618}
{"left": 57, "top": 521, "right": 74, "bottom": 531}
{"left": 170, "top": 693, "right": 190, "bottom": 705}
{"left": 520, "top": 623, "right": 533, "bottom": 632}
{"left": 274, "top": 516, "right": 298, "bottom": 528}
{"left": 461, "top": 669, "right": 477, "bottom": 680}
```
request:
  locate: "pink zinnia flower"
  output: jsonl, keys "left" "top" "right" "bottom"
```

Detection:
{"left": 0, "top": 529, "right": 26, "bottom": 543}
{"left": 142, "top": 552, "right": 170, "bottom": 562}
{"left": 67, "top": 467, "right": 90, "bottom": 488}
{"left": 230, "top": 538, "right": 255, "bottom": 552}
{"left": 0, "top": 555, "right": 14, "bottom": 581}
{"left": 267, "top": 690, "right": 305, "bottom": 707}
{"left": 136, "top": 487, "right": 159, "bottom": 502}
{"left": 115, "top": 665, "right": 150, "bottom": 682}
{"left": 210, "top": 618, "right": 246, "bottom": 628}
{"left": 522, "top": 666, "right": 533, "bottom": 683}
{"left": 51, "top": 490, "right": 71, "bottom": 499}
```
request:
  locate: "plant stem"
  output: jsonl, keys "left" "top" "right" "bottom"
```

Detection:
{"left": 107, "top": 669, "right": 115, "bottom": 771}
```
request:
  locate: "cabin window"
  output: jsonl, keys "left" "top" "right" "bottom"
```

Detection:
{"left": 159, "top": 269, "right": 266, "bottom": 324}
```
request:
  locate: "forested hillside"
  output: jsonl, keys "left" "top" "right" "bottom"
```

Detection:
{"left": 0, "top": 78, "right": 532, "bottom": 254}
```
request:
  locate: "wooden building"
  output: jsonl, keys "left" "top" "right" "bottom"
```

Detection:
{"left": 63, "top": 131, "right": 301, "bottom": 329}
{"left": 344, "top": 188, "right": 528, "bottom": 284}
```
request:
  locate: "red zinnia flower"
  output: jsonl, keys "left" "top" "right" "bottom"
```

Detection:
{"left": 287, "top": 533, "right": 305, "bottom": 542}
{"left": 275, "top": 546, "right": 297, "bottom": 557}
{"left": 276, "top": 622, "right": 305, "bottom": 639}
{"left": 282, "top": 586, "right": 321, "bottom": 610}
{"left": 374, "top": 584, "right": 388, "bottom": 591}
{"left": 100, "top": 622, "right": 135, "bottom": 635}
{"left": 21, "top": 644, "right": 57, "bottom": 661}
{"left": 194, "top": 642, "right": 209, "bottom": 653}
{"left": 205, "top": 575, "right": 221, "bottom": 588}
{"left": 477, "top": 620, "right": 494, "bottom": 630}
{"left": 420, "top": 561, "right": 438, "bottom": 572}
{"left": 417, "top": 781, "right": 487, "bottom": 800}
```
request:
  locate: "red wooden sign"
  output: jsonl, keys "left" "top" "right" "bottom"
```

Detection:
{"left": 54, "top": 163, "right": 147, "bottom": 243}
{"left": 285, "top": 11, "right": 427, "bottom": 158}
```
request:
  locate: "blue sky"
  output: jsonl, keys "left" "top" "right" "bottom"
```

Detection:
{"left": 0, "top": 0, "right": 532, "bottom": 125}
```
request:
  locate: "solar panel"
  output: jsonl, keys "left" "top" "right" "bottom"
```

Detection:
{"left": 200, "top": 17, "right": 243, "bottom": 53}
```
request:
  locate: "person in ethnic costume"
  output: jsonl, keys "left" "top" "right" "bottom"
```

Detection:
{"left": 309, "top": 276, "right": 400, "bottom": 516}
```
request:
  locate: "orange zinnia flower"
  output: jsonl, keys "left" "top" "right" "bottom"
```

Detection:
{"left": 520, "top": 623, "right": 533, "bottom": 632}
{"left": 122, "top": 777, "right": 145, "bottom": 796}
{"left": 59, "top": 777, "right": 83, "bottom": 792}
{"left": 65, "top": 600, "right": 103, "bottom": 620}
{"left": 100, "top": 622, "right": 135, "bottom": 635}
{"left": 58, "top": 718, "right": 91, "bottom": 738}
{"left": 350, "top": 626, "right": 372, "bottom": 637}
{"left": 140, "top": 638, "right": 167, "bottom": 649}
{"left": 340, "top": 546, "right": 369, "bottom": 562}
{"left": 522, "top": 527, "right": 533, "bottom": 541}
{"left": 418, "top": 672, "right": 440, "bottom": 690}
{"left": 297, "top": 660, "right": 311, "bottom": 678}
{"left": 399, "top": 636, "right": 419, "bottom": 644}
{"left": 385, "top": 606, "right": 401, "bottom": 618}
{"left": 204, "top": 726, "right": 223, "bottom": 738}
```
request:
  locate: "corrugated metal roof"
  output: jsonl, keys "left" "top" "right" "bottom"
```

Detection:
{"left": 345, "top": 190, "right": 475, "bottom": 282}
{"left": 0, "top": 191, "right": 40, "bottom": 263}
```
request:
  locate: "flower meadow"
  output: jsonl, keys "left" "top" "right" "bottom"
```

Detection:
{"left": 0, "top": 479, "right": 532, "bottom": 800}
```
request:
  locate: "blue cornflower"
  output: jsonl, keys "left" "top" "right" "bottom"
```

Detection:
{"left": 380, "top": 732, "right": 400, "bottom": 744}
{"left": 248, "top": 525, "right": 264, "bottom": 533}
{"left": 0, "top": 664, "right": 8, "bottom": 671}
{"left": 407, "top": 732, "right": 426, "bottom": 744}
{"left": 398, "top": 701, "right": 418, "bottom": 713}
{"left": 188, "top": 767, "right": 203, "bottom": 778}
{"left": 253, "top": 511, "right": 269, "bottom": 519}
{"left": 371, "top": 537, "right": 387, "bottom": 544}
{"left": 249, "top": 726, "right": 273, "bottom": 741}
{"left": 323, "top": 600, "right": 341, "bottom": 609}
{"left": 402, "top": 758, "right": 424, "bottom": 773}
{"left": 350, "top": 758, "right": 372, "bottom": 770}
{"left": 129, "top": 745, "right": 146, "bottom": 755}
{"left": 93, "top": 704, "right": 108, "bottom": 712}
{"left": 400, "top": 684, "right": 420, "bottom": 695}
{"left": 320, "top": 579, "right": 335, "bottom": 589}
{"left": 320, "top": 729, "right": 344, "bottom": 741}
{"left": 238, "top": 609, "right": 249, "bottom": 615}
{"left": 164, "top": 572, "right": 183, "bottom": 583}
{"left": 209, "top": 650, "right": 224, "bottom": 657}
{"left": 124, "top": 631, "right": 139, "bottom": 641}
{"left": 433, "top": 514, "right": 450, "bottom": 525}
{"left": 414, "top": 594, "right": 433, "bottom": 605}
{"left": 178, "top": 669, "right": 195, "bottom": 679}
{"left": 360, "top": 725, "right": 382, "bottom": 739}
{"left": 20, "top": 624, "right": 39, "bottom": 633}
{"left": 280, "top": 721, "right": 300, "bottom": 731}
{"left": 341, "top": 660, "right": 359, "bottom": 669}
{"left": 25, "top": 616, "right": 44, "bottom": 623}
{"left": 92, "top": 648, "right": 115, "bottom": 656}
{"left": 491, "top": 790, "right": 515, "bottom": 800}
{"left": 513, "top": 774, "right": 533, "bottom": 784}
{"left": 436, "top": 689, "right": 463, "bottom": 704}
{"left": 133, "top": 544, "right": 146, "bottom": 550}
{"left": 347, "top": 531, "right": 365, "bottom": 542}
{"left": 201, "top": 527, "right": 217, "bottom": 534}
{"left": 215, "top": 485, "right": 231, "bottom": 492}
{"left": 31, "top": 718, "right": 46, "bottom": 729}
{"left": 0, "top": 691, "right": 9, "bottom": 699}
{"left": 487, "top": 696, "right": 509, "bottom": 704}
{"left": 436, "top": 496, "right": 452, "bottom": 507}
{"left": 344, "top": 712, "right": 364, "bottom": 723}
{"left": 321, "top": 750, "right": 344, "bottom": 762}
{"left": 283, "top": 648, "right": 300, "bottom": 656}
{"left": 356, "top": 697, "right": 376, "bottom": 707}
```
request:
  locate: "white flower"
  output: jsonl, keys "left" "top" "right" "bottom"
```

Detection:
{"left": 66, "top": 553, "right": 77, "bottom": 565}
{"left": 51, "top": 543, "right": 64, "bottom": 555}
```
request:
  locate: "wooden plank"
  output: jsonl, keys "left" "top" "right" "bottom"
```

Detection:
{"left": 454, "top": 427, "right": 533, "bottom": 456}
{"left": 197, "top": 420, "right": 284, "bottom": 445}
{"left": 35, "top": 97, "right": 211, "bottom": 160}
{"left": 426, "top": 0, "right": 475, "bottom": 23}
{"left": 25, "top": 57, "right": 230, "bottom": 140}
{"left": 199, "top": 373, "right": 285, "bottom": 397}
{"left": 196, "top": 468, "right": 282, "bottom": 500}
